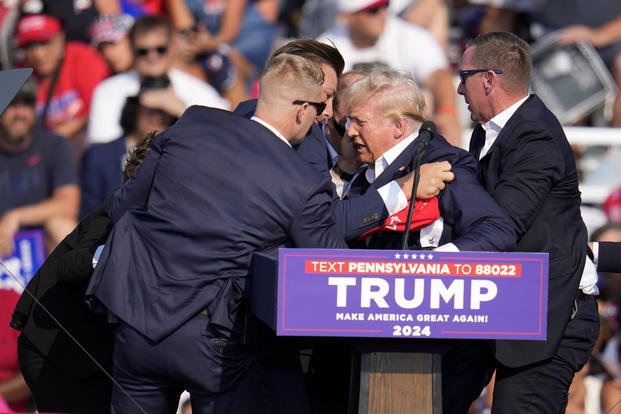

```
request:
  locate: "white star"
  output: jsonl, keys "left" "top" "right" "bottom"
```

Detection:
{"left": 419, "top": 253, "right": 426, "bottom": 260}
{"left": 403, "top": 253, "right": 409, "bottom": 259}
{"left": 395, "top": 253, "right": 401, "bottom": 259}
{"left": 427, "top": 253, "right": 434, "bottom": 260}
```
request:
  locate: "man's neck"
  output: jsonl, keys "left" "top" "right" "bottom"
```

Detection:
{"left": 0, "top": 134, "right": 33, "bottom": 153}
{"left": 349, "top": 30, "right": 380, "bottom": 49}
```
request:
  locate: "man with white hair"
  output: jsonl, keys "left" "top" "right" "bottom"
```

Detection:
{"left": 342, "top": 69, "right": 516, "bottom": 412}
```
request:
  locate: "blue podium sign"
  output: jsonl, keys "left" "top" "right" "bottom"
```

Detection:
{"left": 0, "top": 229, "right": 46, "bottom": 292}
{"left": 276, "top": 249, "right": 548, "bottom": 340}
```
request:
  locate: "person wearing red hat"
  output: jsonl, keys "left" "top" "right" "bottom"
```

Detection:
{"left": 16, "top": 13, "right": 109, "bottom": 158}
{"left": 318, "top": 0, "right": 463, "bottom": 146}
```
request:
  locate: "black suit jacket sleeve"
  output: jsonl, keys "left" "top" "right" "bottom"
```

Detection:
{"left": 57, "top": 207, "right": 112, "bottom": 283}
{"left": 333, "top": 191, "right": 388, "bottom": 241}
{"left": 435, "top": 149, "right": 516, "bottom": 251}
{"left": 598, "top": 242, "right": 621, "bottom": 273}
{"left": 485, "top": 125, "right": 565, "bottom": 237}
{"left": 290, "top": 178, "right": 348, "bottom": 249}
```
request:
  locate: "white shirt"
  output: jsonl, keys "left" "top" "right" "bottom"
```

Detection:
{"left": 250, "top": 116, "right": 291, "bottom": 147}
{"left": 86, "top": 68, "right": 230, "bottom": 146}
{"left": 361, "top": 132, "right": 454, "bottom": 250}
{"left": 317, "top": 16, "right": 448, "bottom": 83}
{"left": 479, "top": 96, "right": 528, "bottom": 159}
{"left": 480, "top": 95, "right": 598, "bottom": 295}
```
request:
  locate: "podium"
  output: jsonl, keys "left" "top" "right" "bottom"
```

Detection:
{"left": 250, "top": 249, "right": 549, "bottom": 413}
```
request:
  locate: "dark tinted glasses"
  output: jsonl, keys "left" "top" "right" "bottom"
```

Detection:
{"left": 135, "top": 46, "right": 168, "bottom": 57}
{"left": 458, "top": 69, "right": 503, "bottom": 84}
{"left": 292, "top": 100, "right": 327, "bottom": 115}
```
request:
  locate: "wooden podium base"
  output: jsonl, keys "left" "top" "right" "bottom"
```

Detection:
{"left": 357, "top": 352, "right": 442, "bottom": 414}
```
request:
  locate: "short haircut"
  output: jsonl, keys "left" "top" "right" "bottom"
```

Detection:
{"left": 466, "top": 32, "right": 531, "bottom": 95}
{"left": 259, "top": 53, "right": 325, "bottom": 106}
{"left": 128, "top": 15, "right": 171, "bottom": 48}
{"left": 122, "top": 132, "right": 155, "bottom": 182}
{"left": 271, "top": 39, "right": 345, "bottom": 78}
{"left": 343, "top": 69, "right": 426, "bottom": 124}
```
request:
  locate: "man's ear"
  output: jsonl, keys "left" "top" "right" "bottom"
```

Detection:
{"left": 393, "top": 116, "right": 409, "bottom": 139}
{"left": 295, "top": 103, "right": 307, "bottom": 125}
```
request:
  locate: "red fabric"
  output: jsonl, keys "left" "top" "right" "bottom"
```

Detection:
{"left": 34, "top": 42, "right": 109, "bottom": 131}
{"left": 358, "top": 197, "right": 440, "bottom": 239}
{"left": 16, "top": 14, "right": 62, "bottom": 47}
{"left": 604, "top": 186, "right": 621, "bottom": 222}
{"left": 0, "top": 289, "right": 27, "bottom": 411}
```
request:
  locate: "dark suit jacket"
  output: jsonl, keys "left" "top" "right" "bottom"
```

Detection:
{"left": 80, "top": 136, "right": 126, "bottom": 218}
{"left": 469, "top": 95, "right": 588, "bottom": 367}
{"left": 357, "top": 133, "right": 516, "bottom": 252}
{"left": 86, "top": 107, "right": 347, "bottom": 342}
{"left": 234, "top": 99, "right": 388, "bottom": 240}
{"left": 11, "top": 198, "right": 115, "bottom": 378}
{"left": 598, "top": 242, "right": 621, "bottom": 273}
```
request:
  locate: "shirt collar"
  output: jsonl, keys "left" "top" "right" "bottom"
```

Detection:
{"left": 365, "top": 131, "right": 416, "bottom": 184}
{"left": 479, "top": 95, "right": 528, "bottom": 159}
{"left": 483, "top": 95, "right": 529, "bottom": 132}
{"left": 251, "top": 116, "right": 291, "bottom": 147}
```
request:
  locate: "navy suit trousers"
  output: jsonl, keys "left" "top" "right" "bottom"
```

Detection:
{"left": 111, "top": 315, "right": 266, "bottom": 414}
{"left": 491, "top": 294, "right": 599, "bottom": 414}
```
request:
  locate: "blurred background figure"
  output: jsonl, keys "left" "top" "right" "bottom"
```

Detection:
{"left": 87, "top": 14, "right": 228, "bottom": 146}
{"left": 90, "top": 13, "right": 135, "bottom": 74}
{"left": 15, "top": 13, "right": 109, "bottom": 157}
{"left": 0, "top": 287, "right": 31, "bottom": 412}
{"left": 317, "top": 0, "right": 462, "bottom": 146}
{"left": 531, "top": 0, "right": 621, "bottom": 128}
{"left": 0, "top": 81, "right": 79, "bottom": 259}
{"left": 166, "top": 0, "right": 279, "bottom": 104}
{"left": 390, "top": 0, "right": 450, "bottom": 53}
{"left": 80, "top": 88, "right": 176, "bottom": 217}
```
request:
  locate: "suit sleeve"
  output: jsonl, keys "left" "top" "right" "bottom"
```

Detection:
{"left": 597, "top": 242, "right": 621, "bottom": 273}
{"left": 333, "top": 191, "right": 389, "bottom": 240}
{"left": 491, "top": 126, "right": 565, "bottom": 237}
{"left": 108, "top": 130, "right": 168, "bottom": 222}
{"left": 56, "top": 206, "right": 112, "bottom": 283}
{"left": 438, "top": 151, "right": 516, "bottom": 251}
{"left": 290, "top": 178, "right": 348, "bottom": 249}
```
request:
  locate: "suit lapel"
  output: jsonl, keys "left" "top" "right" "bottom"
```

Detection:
{"left": 469, "top": 124, "right": 486, "bottom": 160}
{"left": 369, "top": 140, "right": 417, "bottom": 190}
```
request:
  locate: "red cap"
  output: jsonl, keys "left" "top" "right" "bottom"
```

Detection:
{"left": 16, "top": 14, "right": 62, "bottom": 47}
{"left": 338, "top": 0, "right": 390, "bottom": 13}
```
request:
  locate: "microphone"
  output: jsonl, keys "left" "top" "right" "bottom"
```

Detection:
{"left": 417, "top": 121, "right": 437, "bottom": 147}
{"left": 401, "top": 121, "right": 437, "bottom": 250}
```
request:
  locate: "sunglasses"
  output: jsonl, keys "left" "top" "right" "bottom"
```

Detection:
{"left": 458, "top": 69, "right": 503, "bottom": 84}
{"left": 292, "top": 100, "right": 327, "bottom": 115}
{"left": 135, "top": 46, "right": 168, "bottom": 57}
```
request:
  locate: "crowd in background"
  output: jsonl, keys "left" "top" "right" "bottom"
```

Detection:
{"left": 1, "top": 0, "right": 621, "bottom": 413}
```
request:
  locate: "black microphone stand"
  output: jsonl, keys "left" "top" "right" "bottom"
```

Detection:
{"left": 401, "top": 122, "right": 435, "bottom": 250}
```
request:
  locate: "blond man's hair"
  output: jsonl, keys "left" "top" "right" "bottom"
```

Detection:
{"left": 258, "top": 53, "right": 325, "bottom": 108}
